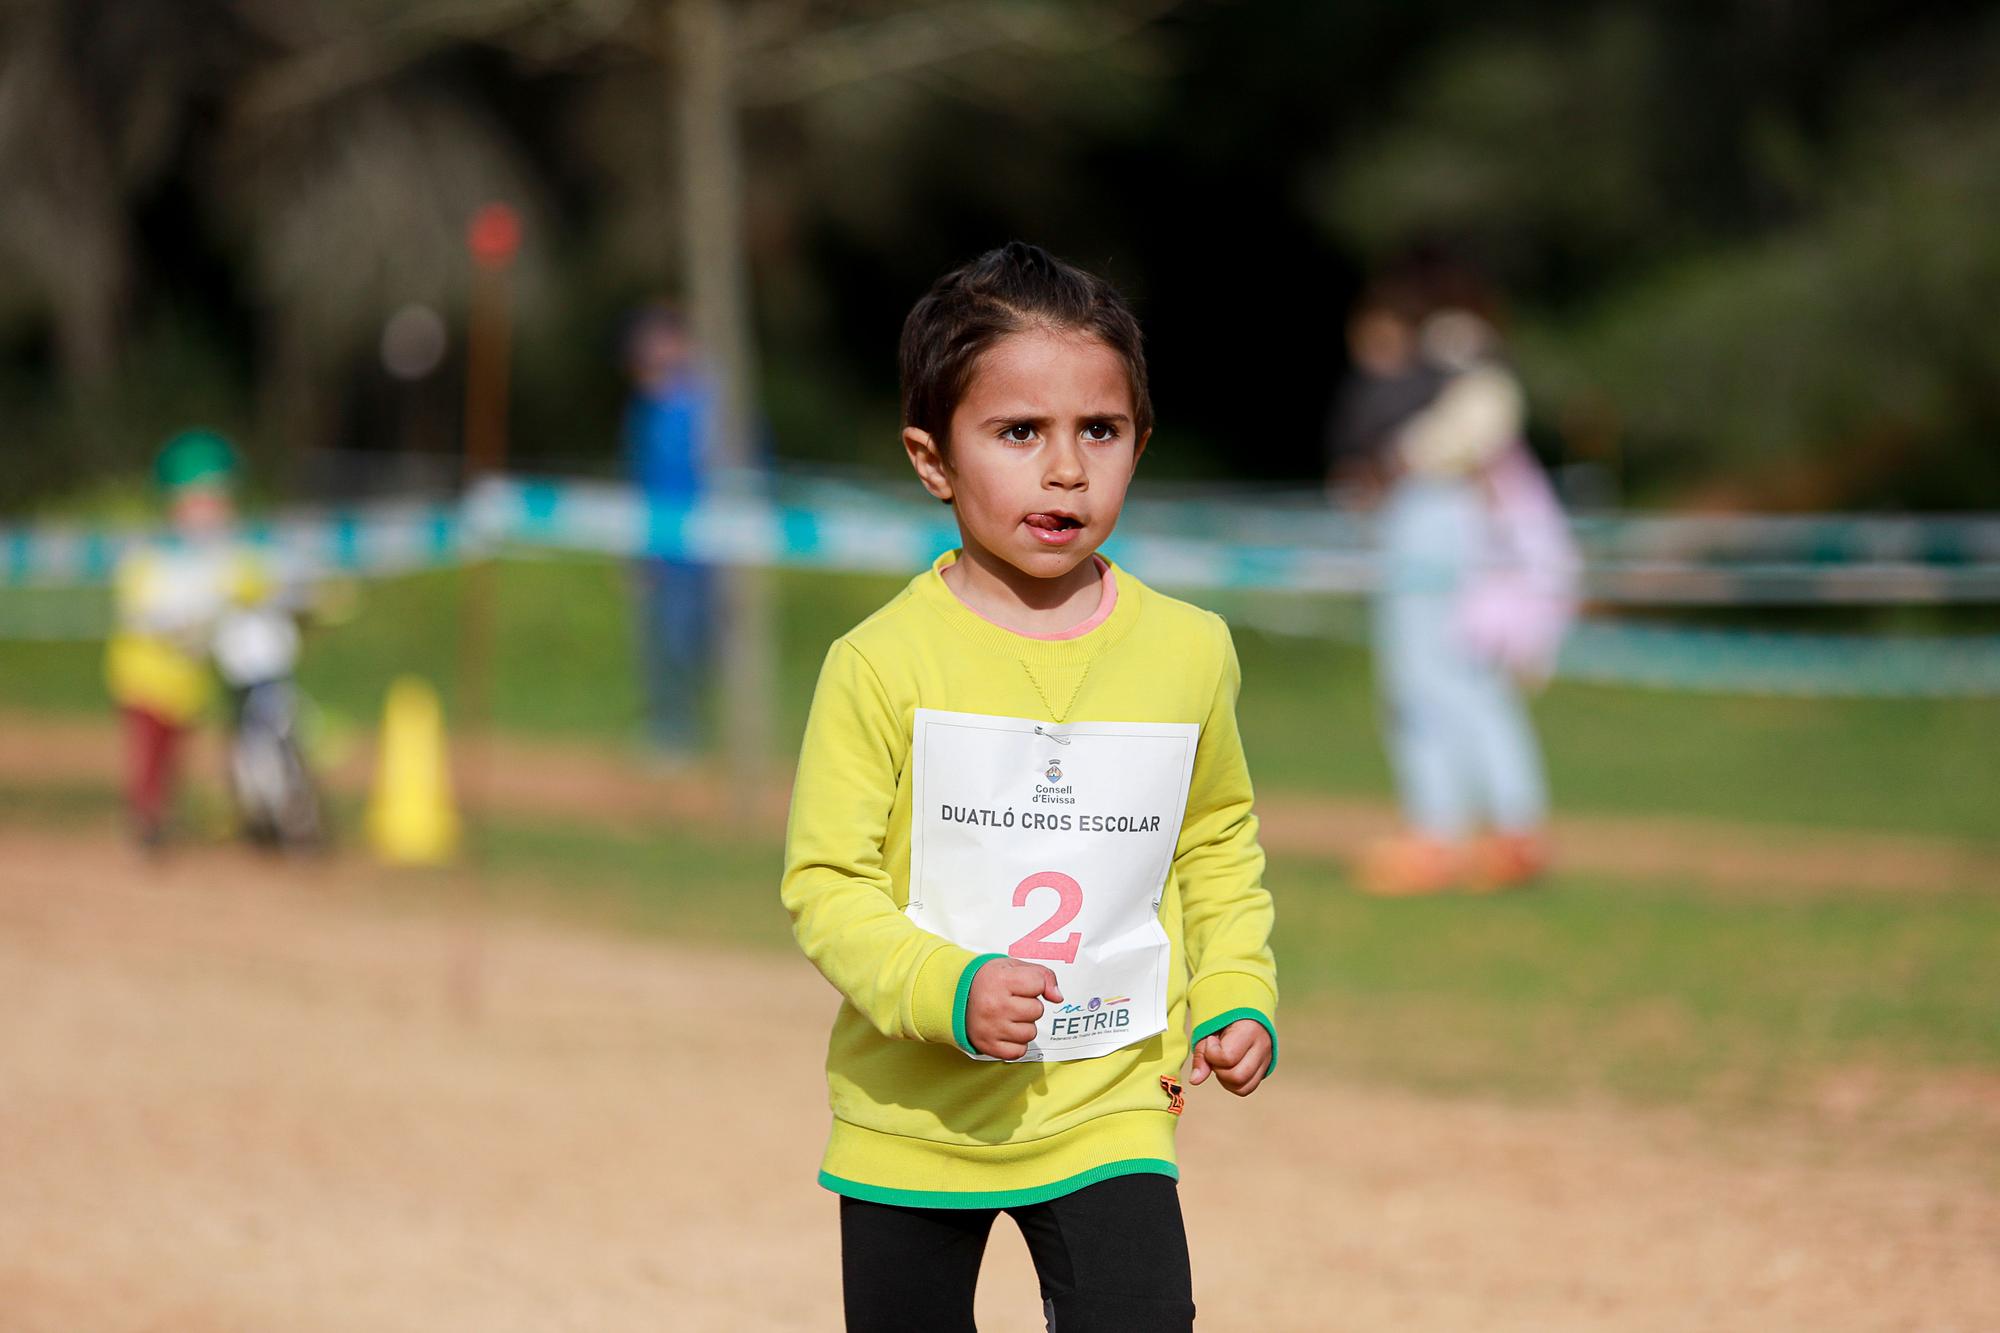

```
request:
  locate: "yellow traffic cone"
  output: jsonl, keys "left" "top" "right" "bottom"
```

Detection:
{"left": 366, "top": 675, "right": 460, "bottom": 866}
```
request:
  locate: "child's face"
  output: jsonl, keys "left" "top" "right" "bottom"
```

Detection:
{"left": 169, "top": 483, "right": 234, "bottom": 537}
{"left": 629, "top": 323, "right": 691, "bottom": 390}
{"left": 904, "top": 328, "right": 1148, "bottom": 590}
{"left": 1348, "top": 308, "right": 1414, "bottom": 377}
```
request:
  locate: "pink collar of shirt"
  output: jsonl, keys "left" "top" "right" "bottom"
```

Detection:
{"left": 946, "top": 555, "right": 1118, "bottom": 641}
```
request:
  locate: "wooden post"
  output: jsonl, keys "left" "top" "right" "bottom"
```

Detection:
{"left": 672, "top": 0, "right": 775, "bottom": 807}
{"left": 447, "top": 201, "right": 521, "bottom": 1020}
{"left": 456, "top": 204, "right": 520, "bottom": 847}
{"left": 463, "top": 205, "right": 519, "bottom": 479}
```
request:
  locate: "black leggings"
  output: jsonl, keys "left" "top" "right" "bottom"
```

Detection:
{"left": 839, "top": 1172, "right": 1195, "bottom": 1332}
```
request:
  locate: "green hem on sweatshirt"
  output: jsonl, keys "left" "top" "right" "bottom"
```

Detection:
{"left": 820, "top": 1157, "right": 1179, "bottom": 1210}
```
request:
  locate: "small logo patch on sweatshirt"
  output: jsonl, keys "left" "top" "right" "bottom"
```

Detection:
{"left": 1160, "top": 1074, "right": 1186, "bottom": 1116}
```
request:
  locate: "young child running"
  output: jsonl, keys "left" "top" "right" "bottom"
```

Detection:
{"left": 781, "top": 242, "right": 1277, "bottom": 1331}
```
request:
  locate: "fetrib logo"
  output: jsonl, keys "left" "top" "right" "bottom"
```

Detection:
{"left": 1054, "top": 995, "right": 1130, "bottom": 1015}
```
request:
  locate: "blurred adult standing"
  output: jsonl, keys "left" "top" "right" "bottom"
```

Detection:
{"left": 1325, "top": 282, "right": 1440, "bottom": 507}
{"left": 1327, "top": 279, "right": 1578, "bottom": 896}
{"left": 623, "top": 305, "right": 718, "bottom": 761}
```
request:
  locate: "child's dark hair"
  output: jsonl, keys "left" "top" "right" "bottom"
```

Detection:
{"left": 900, "top": 242, "right": 1152, "bottom": 448}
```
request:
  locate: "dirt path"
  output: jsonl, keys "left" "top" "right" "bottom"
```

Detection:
{"left": 6, "top": 712, "right": 1996, "bottom": 895}
{"left": 2, "top": 827, "right": 1995, "bottom": 1331}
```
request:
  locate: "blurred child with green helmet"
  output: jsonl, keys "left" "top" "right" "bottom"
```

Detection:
{"left": 104, "top": 430, "right": 272, "bottom": 847}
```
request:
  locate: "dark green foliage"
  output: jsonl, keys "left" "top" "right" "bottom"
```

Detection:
{"left": 5, "top": 3, "right": 2000, "bottom": 506}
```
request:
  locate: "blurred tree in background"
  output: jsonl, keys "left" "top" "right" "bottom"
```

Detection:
{"left": 0, "top": 0, "right": 1995, "bottom": 511}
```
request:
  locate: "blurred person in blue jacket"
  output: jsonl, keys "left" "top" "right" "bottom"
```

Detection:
{"left": 623, "top": 304, "right": 718, "bottom": 760}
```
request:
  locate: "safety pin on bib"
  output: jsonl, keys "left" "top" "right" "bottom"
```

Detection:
{"left": 1034, "top": 725, "right": 1071, "bottom": 746}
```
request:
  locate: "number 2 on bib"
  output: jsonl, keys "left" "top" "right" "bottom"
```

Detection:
{"left": 1008, "top": 871, "right": 1083, "bottom": 964}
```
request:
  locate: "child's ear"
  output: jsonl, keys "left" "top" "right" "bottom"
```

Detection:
{"left": 1133, "top": 428, "right": 1151, "bottom": 465}
{"left": 904, "top": 426, "right": 953, "bottom": 503}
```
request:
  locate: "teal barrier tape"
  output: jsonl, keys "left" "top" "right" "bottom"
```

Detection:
{"left": 780, "top": 506, "right": 821, "bottom": 559}
{"left": 1557, "top": 622, "right": 2000, "bottom": 698}
{"left": 427, "top": 504, "right": 456, "bottom": 560}
{"left": 521, "top": 480, "right": 563, "bottom": 536}
{"left": 643, "top": 494, "right": 686, "bottom": 561}
{"left": 6, "top": 478, "right": 1999, "bottom": 601}
{"left": 4, "top": 476, "right": 1998, "bottom": 694}
{"left": 81, "top": 531, "right": 113, "bottom": 581}
{"left": 333, "top": 512, "right": 361, "bottom": 569}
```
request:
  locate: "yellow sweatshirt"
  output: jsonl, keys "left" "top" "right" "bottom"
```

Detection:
{"left": 781, "top": 552, "right": 1278, "bottom": 1208}
{"left": 104, "top": 542, "right": 267, "bottom": 724}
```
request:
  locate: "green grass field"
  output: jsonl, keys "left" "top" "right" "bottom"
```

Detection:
{"left": 6, "top": 555, "right": 1997, "bottom": 842}
{"left": 484, "top": 812, "right": 2000, "bottom": 1108}
{"left": 6, "top": 554, "right": 1997, "bottom": 1114}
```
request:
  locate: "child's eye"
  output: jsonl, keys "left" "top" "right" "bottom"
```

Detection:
{"left": 1082, "top": 422, "right": 1120, "bottom": 442}
{"left": 1001, "top": 424, "right": 1038, "bottom": 443}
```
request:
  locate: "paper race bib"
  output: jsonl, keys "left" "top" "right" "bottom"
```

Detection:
{"left": 908, "top": 708, "right": 1198, "bottom": 1062}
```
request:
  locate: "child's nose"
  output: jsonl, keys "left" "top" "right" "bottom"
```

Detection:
{"left": 1043, "top": 439, "right": 1087, "bottom": 487}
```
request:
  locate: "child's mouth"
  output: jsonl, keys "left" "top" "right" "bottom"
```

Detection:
{"left": 1024, "top": 513, "right": 1083, "bottom": 545}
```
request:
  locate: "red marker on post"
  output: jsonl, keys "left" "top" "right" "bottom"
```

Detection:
{"left": 467, "top": 202, "right": 522, "bottom": 272}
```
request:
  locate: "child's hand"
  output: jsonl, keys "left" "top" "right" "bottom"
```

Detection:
{"left": 964, "top": 958, "right": 1062, "bottom": 1061}
{"left": 1188, "top": 1018, "right": 1272, "bottom": 1096}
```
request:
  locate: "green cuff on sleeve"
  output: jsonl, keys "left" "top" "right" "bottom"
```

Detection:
{"left": 950, "top": 953, "right": 1008, "bottom": 1054}
{"left": 1189, "top": 972, "right": 1280, "bottom": 1076}
{"left": 909, "top": 944, "right": 982, "bottom": 1046}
